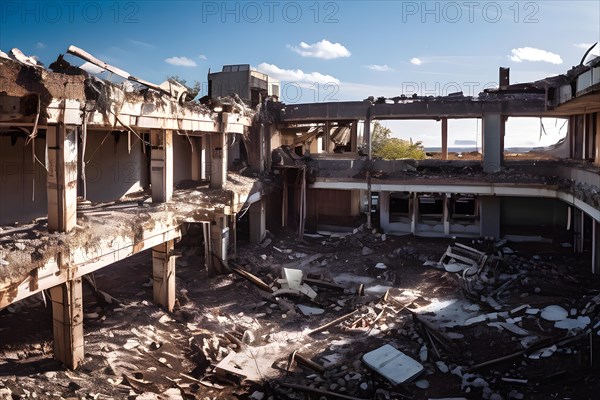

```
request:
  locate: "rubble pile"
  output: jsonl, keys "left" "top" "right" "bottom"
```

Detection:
{"left": 1, "top": 228, "right": 600, "bottom": 399}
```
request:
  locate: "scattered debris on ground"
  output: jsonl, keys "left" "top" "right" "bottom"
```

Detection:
{"left": 2, "top": 226, "right": 600, "bottom": 399}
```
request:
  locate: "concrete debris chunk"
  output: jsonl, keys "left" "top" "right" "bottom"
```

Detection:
{"left": 297, "top": 304, "right": 325, "bottom": 315}
{"left": 554, "top": 316, "right": 590, "bottom": 330}
{"left": 540, "top": 305, "right": 569, "bottom": 321}
{"left": 362, "top": 344, "right": 424, "bottom": 385}
{"left": 273, "top": 268, "right": 318, "bottom": 300}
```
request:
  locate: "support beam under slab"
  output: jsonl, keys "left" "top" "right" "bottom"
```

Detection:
{"left": 152, "top": 240, "right": 176, "bottom": 312}
{"left": 482, "top": 114, "right": 504, "bottom": 173}
{"left": 50, "top": 278, "right": 84, "bottom": 369}
{"left": 150, "top": 129, "right": 173, "bottom": 203}
{"left": 47, "top": 125, "right": 78, "bottom": 232}
{"left": 480, "top": 196, "right": 501, "bottom": 240}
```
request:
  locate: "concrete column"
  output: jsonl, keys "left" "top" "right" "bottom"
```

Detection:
{"left": 580, "top": 211, "right": 586, "bottom": 253}
{"left": 150, "top": 129, "right": 173, "bottom": 203}
{"left": 152, "top": 240, "right": 176, "bottom": 312}
{"left": 595, "top": 115, "right": 600, "bottom": 164}
{"left": 573, "top": 208, "right": 583, "bottom": 252}
{"left": 410, "top": 192, "right": 417, "bottom": 234}
{"left": 201, "top": 135, "right": 209, "bottom": 180}
{"left": 259, "top": 124, "right": 266, "bottom": 173}
{"left": 191, "top": 137, "right": 201, "bottom": 181}
{"left": 593, "top": 220, "right": 600, "bottom": 274}
{"left": 210, "top": 113, "right": 229, "bottom": 189}
{"left": 482, "top": 114, "right": 504, "bottom": 173}
{"left": 209, "top": 214, "right": 229, "bottom": 276}
{"left": 249, "top": 198, "right": 266, "bottom": 244}
{"left": 47, "top": 125, "right": 78, "bottom": 232}
{"left": 350, "top": 190, "right": 361, "bottom": 217}
{"left": 50, "top": 278, "right": 84, "bottom": 369}
{"left": 443, "top": 194, "right": 450, "bottom": 235}
{"left": 350, "top": 121, "right": 358, "bottom": 153}
{"left": 480, "top": 196, "right": 501, "bottom": 240}
{"left": 364, "top": 119, "right": 371, "bottom": 159}
{"left": 441, "top": 118, "right": 448, "bottom": 160}
{"left": 379, "top": 191, "right": 391, "bottom": 233}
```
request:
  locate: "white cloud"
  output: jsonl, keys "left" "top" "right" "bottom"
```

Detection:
{"left": 410, "top": 57, "right": 423, "bottom": 65}
{"left": 287, "top": 39, "right": 351, "bottom": 59}
{"left": 257, "top": 62, "right": 339, "bottom": 84}
{"left": 509, "top": 47, "right": 563, "bottom": 64}
{"left": 574, "top": 43, "right": 594, "bottom": 49}
{"left": 365, "top": 64, "right": 393, "bottom": 72}
{"left": 198, "top": 54, "right": 207, "bottom": 60}
{"left": 164, "top": 56, "right": 197, "bottom": 67}
{"left": 129, "top": 39, "right": 154, "bottom": 48}
{"left": 36, "top": 42, "right": 46, "bottom": 49}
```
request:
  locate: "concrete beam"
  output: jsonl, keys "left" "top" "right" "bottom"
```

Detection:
{"left": 152, "top": 240, "right": 176, "bottom": 312}
{"left": 280, "top": 98, "right": 546, "bottom": 123}
{"left": 151, "top": 129, "right": 173, "bottom": 203}
{"left": 50, "top": 278, "right": 84, "bottom": 369}
{"left": 47, "top": 125, "right": 78, "bottom": 232}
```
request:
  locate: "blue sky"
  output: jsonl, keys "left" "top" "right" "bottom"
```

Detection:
{"left": 1, "top": 0, "right": 599, "bottom": 147}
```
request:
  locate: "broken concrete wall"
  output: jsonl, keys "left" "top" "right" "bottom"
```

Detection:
{"left": 84, "top": 130, "right": 148, "bottom": 203}
{"left": 501, "top": 197, "right": 569, "bottom": 238}
{"left": 0, "top": 135, "right": 47, "bottom": 225}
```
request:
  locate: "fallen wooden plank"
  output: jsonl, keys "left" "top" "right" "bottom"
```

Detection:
{"left": 304, "top": 278, "right": 345, "bottom": 292}
{"left": 229, "top": 262, "right": 272, "bottom": 292}
{"left": 223, "top": 332, "right": 245, "bottom": 352}
{"left": 308, "top": 309, "right": 362, "bottom": 336}
{"left": 288, "top": 351, "right": 326, "bottom": 374}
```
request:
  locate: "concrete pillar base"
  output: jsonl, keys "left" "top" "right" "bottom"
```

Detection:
{"left": 151, "top": 129, "right": 173, "bottom": 203}
{"left": 152, "top": 240, "right": 176, "bottom": 312}
{"left": 249, "top": 199, "right": 266, "bottom": 244}
{"left": 480, "top": 196, "right": 501, "bottom": 240}
{"left": 50, "top": 278, "right": 84, "bottom": 369}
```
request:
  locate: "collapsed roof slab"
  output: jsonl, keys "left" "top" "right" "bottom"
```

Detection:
{"left": 0, "top": 57, "right": 252, "bottom": 134}
{"left": 0, "top": 175, "right": 266, "bottom": 309}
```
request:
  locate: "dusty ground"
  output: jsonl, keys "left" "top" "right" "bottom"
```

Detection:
{"left": 1, "top": 227, "right": 600, "bottom": 399}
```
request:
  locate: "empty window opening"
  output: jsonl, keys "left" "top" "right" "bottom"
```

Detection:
{"left": 418, "top": 195, "right": 443, "bottom": 216}
{"left": 452, "top": 195, "right": 477, "bottom": 218}
{"left": 390, "top": 192, "right": 410, "bottom": 223}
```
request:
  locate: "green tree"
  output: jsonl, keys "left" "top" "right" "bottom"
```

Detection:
{"left": 371, "top": 120, "right": 391, "bottom": 156}
{"left": 370, "top": 121, "right": 427, "bottom": 160}
{"left": 166, "top": 75, "right": 201, "bottom": 99}
{"left": 377, "top": 138, "right": 426, "bottom": 160}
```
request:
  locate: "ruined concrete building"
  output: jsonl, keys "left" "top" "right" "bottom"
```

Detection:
{"left": 0, "top": 45, "right": 599, "bottom": 373}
